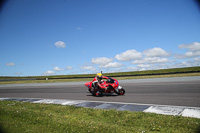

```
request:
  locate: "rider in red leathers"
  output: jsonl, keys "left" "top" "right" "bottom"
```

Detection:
{"left": 92, "top": 73, "right": 107, "bottom": 92}
{"left": 85, "top": 73, "right": 125, "bottom": 96}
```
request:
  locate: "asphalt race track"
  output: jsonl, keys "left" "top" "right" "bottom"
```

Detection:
{"left": 0, "top": 76, "right": 200, "bottom": 107}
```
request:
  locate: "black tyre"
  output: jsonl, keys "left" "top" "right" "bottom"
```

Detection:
{"left": 119, "top": 88, "right": 125, "bottom": 95}
{"left": 114, "top": 89, "right": 120, "bottom": 95}
{"left": 95, "top": 91, "right": 102, "bottom": 97}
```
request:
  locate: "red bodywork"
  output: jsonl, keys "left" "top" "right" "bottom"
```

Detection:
{"left": 84, "top": 76, "right": 124, "bottom": 96}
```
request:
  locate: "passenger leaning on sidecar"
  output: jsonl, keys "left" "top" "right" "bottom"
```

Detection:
{"left": 92, "top": 73, "right": 108, "bottom": 92}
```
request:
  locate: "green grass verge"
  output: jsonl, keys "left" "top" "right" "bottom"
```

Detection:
{"left": 0, "top": 101, "right": 200, "bottom": 133}
{"left": 1, "top": 66, "right": 200, "bottom": 84}
{"left": 0, "top": 73, "right": 200, "bottom": 84}
{"left": 1, "top": 66, "right": 200, "bottom": 79}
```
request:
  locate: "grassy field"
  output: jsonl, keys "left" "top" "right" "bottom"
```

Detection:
{"left": 0, "top": 66, "right": 200, "bottom": 84}
{"left": 0, "top": 73, "right": 200, "bottom": 85}
{"left": 1, "top": 66, "right": 200, "bottom": 79}
{"left": 0, "top": 100, "right": 200, "bottom": 133}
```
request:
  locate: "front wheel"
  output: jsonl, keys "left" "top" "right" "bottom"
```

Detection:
{"left": 119, "top": 88, "right": 125, "bottom": 95}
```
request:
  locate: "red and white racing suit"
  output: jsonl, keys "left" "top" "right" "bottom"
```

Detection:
{"left": 92, "top": 76, "right": 107, "bottom": 90}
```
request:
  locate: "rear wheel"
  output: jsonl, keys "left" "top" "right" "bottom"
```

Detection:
{"left": 95, "top": 91, "right": 102, "bottom": 97}
{"left": 92, "top": 92, "right": 96, "bottom": 96}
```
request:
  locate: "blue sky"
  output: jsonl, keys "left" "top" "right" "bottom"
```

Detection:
{"left": 0, "top": 0, "right": 200, "bottom": 76}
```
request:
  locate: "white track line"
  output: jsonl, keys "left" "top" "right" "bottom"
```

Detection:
{"left": 1, "top": 97, "right": 200, "bottom": 119}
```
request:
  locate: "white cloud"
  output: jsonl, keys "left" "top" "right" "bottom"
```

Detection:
{"left": 115, "top": 49, "right": 142, "bottom": 61}
{"left": 100, "top": 62, "right": 123, "bottom": 68}
{"left": 91, "top": 57, "right": 113, "bottom": 66}
{"left": 143, "top": 47, "right": 170, "bottom": 57}
{"left": 175, "top": 42, "right": 200, "bottom": 59}
{"left": 137, "top": 64, "right": 151, "bottom": 68}
{"left": 80, "top": 66, "right": 96, "bottom": 71}
{"left": 185, "top": 51, "right": 200, "bottom": 58}
{"left": 66, "top": 66, "right": 73, "bottom": 70}
{"left": 132, "top": 59, "right": 145, "bottom": 64}
{"left": 106, "top": 68, "right": 124, "bottom": 73}
{"left": 179, "top": 42, "right": 200, "bottom": 52}
{"left": 174, "top": 54, "right": 185, "bottom": 59}
{"left": 54, "top": 41, "right": 66, "bottom": 48}
{"left": 181, "top": 58, "right": 200, "bottom": 67}
{"left": 54, "top": 66, "right": 73, "bottom": 71}
{"left": 54, "top": 67, "right": 64, "bottom": 71}
{"left": 194, "top": 57, "right": 200, "bottom": 61}
{"left": 42, "top": 71, "right": 55, "bottom": 76}
{"left": 127, "top": 67, "right": 138, "bottom": 71}
{"left": 132, "top": 57, "right": 170, "bottom": 64}
{"left": 6, "top": 62, "right": 15, "bottom": 66}
{"left": 153, "top": 58, "right": 169, "bottom": 63}
{"left": 175, "top": 60, "right": 198, "bottom": 68}
{"left": 76, "top": 43, "right": 200, "bottom": 74}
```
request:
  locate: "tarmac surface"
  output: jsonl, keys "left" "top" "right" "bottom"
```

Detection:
{"left": 0, "top": 76, "right": 200, "bottom": 107}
